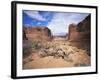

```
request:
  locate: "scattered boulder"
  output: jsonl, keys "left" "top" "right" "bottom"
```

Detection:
{"left": 37, "top": 46, "right": 74, "bottom": 62}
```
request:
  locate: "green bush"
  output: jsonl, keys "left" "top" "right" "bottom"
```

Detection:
{"left": 31, "top": 41, "right": 42, "bottom": 50}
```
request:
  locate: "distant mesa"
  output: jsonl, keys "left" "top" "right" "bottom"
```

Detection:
{"left": 23, "top": 27, "right": 52, "bottom": 41}
{"left": 68, "top": 14, "right": 91, "bottom": 41}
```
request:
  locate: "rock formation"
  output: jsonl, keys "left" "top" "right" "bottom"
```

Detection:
{"left": 68, "top": 14, "right": 91, "bottom": 41}
{"left": 68, "top": 24, "right": 79, "bottom": 41}
{"left": 68, "top": 15, "right": 91, "bottom": 55}
{"left": 23, "top": 27, "right": 52, "bottom": 41}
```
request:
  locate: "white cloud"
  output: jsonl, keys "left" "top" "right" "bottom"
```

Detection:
{"left": 48, "top": 13, "right": 68, "bottom": 36}
{"left": 24, "top": 11, "right": 46, "bottom": 21}
{"left": 47, "top": 12, "right": 89, "bottom": 36}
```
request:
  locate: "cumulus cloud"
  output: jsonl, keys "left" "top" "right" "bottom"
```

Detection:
{"left": 23, "top": 11, "right": 46, "bottom": 21}
{"left": 48, "top": 13, "right": 68, "bottom": 36}
{"left": 47, "top": 12, "right": 89, "bottom": 36}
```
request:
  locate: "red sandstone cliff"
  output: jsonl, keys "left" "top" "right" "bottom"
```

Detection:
{"left": 68, "top": 14, "right": 91, "bottom": 41}
{"left": 23, "top": 27, "right": 52, "bottom": 41}
{"left": 68, "top": 15, "right": 91, "bottom": 55}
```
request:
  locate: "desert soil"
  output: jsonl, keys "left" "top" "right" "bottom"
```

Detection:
{"left": 23, "top": 37, "right": 90, "bottom": 69}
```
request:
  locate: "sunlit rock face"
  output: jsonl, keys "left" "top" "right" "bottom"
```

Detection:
{"left": 68, "top": 24, "right": 79, "bottom": 41}
{"left": 23, "top": 27, "right": 52, "bottom": 41}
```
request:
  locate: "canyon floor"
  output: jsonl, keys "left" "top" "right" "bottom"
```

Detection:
{"left": 23, "top": 37, "right": 90, "bottom": 69}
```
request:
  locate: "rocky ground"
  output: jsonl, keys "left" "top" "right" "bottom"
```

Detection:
{"left": 23, "top": 37, "right": 90, "bottom": 69}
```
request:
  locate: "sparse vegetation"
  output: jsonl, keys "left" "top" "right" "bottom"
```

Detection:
{"left": 23, "top": 40, "right": 44, "bottom": 58}
{"left": 23, "top": 40, "right": 32, "bottom": 58}
{"left": 74, "top": 63, "right": 88, "bottom": 67}
{"left": 23, "top": 39, "right": 90, "bottom": 69}
{"left": 31, "top": 41, "right": 42, "bottom": 50}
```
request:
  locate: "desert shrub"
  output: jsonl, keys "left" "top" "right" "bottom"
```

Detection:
{"left": 79, "top": 63, "right": 88, "bottom": 66}
{"left": 74, "top": 63, "right": 87, "bottom": 67}
{"left": 63, "top": 57, "right": 73, "bottom": 62}
{"left": 31, "top": 41, "right": 42, "bottom": 50}
{"left": 23, "top": 40, "right": 42, "bottom": 58}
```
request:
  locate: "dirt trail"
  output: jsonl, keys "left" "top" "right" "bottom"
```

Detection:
{"left": 23, "top": 38, "right": 90, "bottom": 69}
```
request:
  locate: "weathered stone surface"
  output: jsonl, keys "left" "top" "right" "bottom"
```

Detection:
{"left": 68, "top": 24, "right": 79, "bottom": 41}
{"left": 68, "top": 14, "right": 91, "bottom": 41}
{"left": 23, "top": 27, "right": 52, "bottom": 41}
{"left": 77, "top": 14, "right": 91, "bottom": 32}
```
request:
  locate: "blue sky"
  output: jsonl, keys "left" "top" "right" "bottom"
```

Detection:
{"left": 23, "top": 10, "right": 89, "bottom": 36}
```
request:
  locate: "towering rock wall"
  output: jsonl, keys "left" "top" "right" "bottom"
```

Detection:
{"left": 23, "top": 27, "right": 52, "bottom": 41}
{"left": 68, "top": 14, "right": 91, "bottom": 41}
{"left": 68, "top": 24, "right": 80, "bottom": 41}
